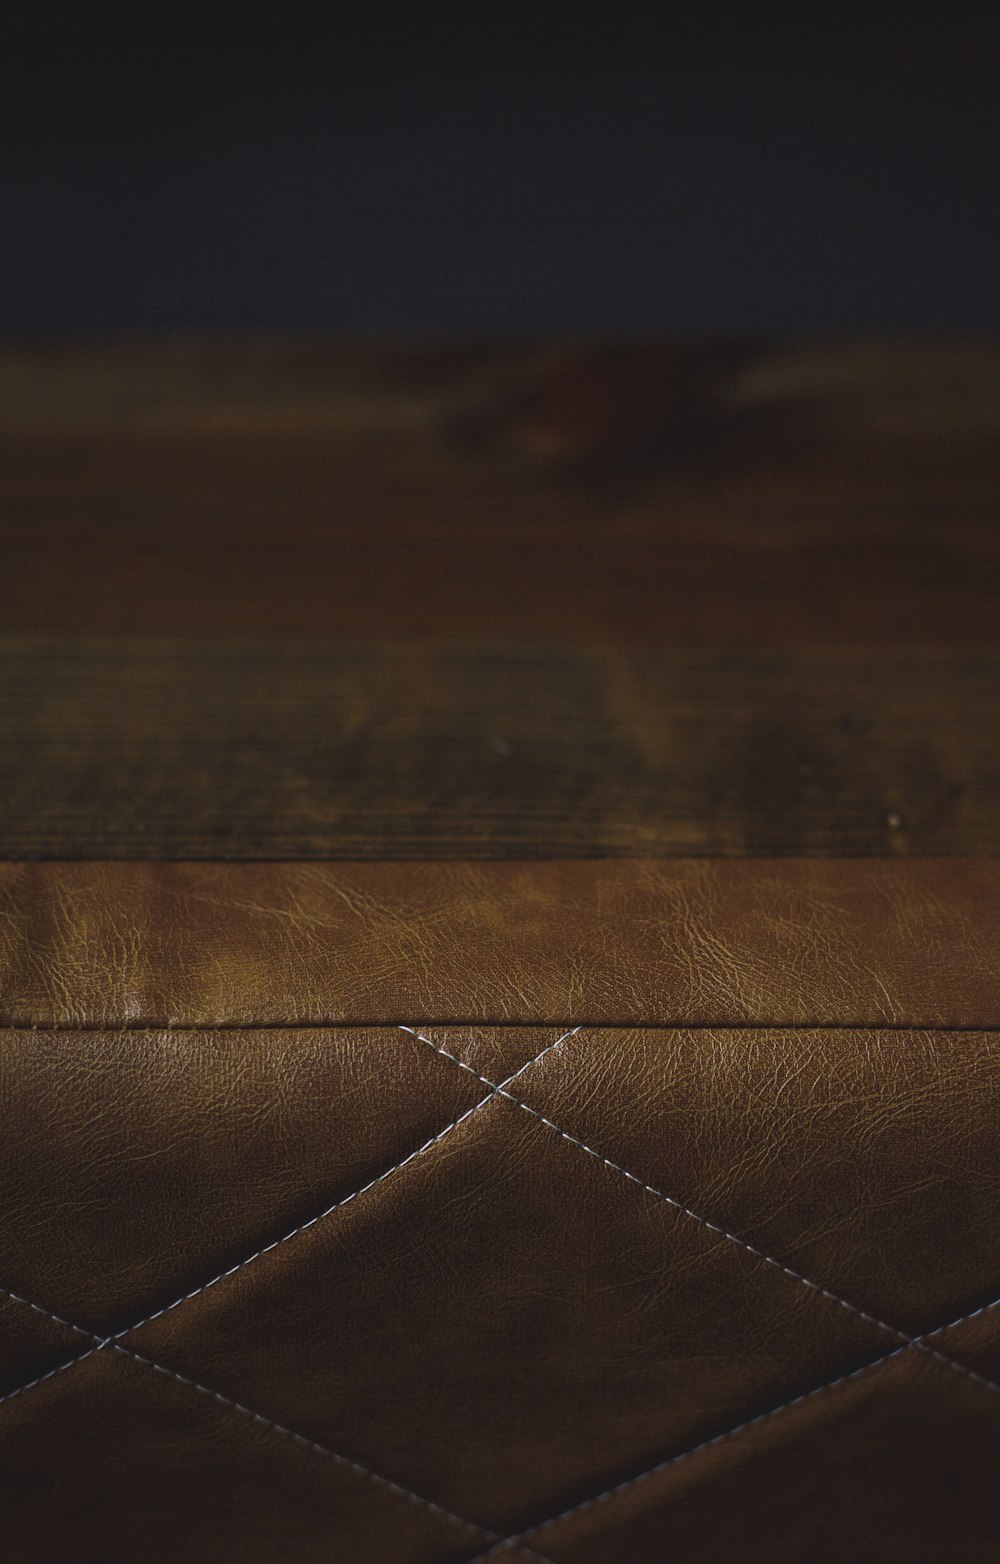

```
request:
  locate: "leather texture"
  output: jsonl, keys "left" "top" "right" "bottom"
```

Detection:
{"left": 2, "top": 861, "right": 999, "bottom": 1562}
{"left": 4, "top": 858, "right": 1000, "bottom": 1027}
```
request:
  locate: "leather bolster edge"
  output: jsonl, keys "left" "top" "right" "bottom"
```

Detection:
{"left": 1, "top": 859, "right": 998, "bottom": 1028}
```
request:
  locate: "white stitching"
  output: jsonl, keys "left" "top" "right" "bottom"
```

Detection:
{"left": 0, "top": 1287, "right": 506, "bottom": 1550}
{"left": 0, "top": 1342, "right": 104, "bottom": 1409}
{"left": 0, "top": 1288, "right": 112, "bottom": 1408}
{"left": 2, "top": 1022, "right": 996, "bottom": 1560}
{"left": 0, "top": 1285, "right": 95, "bottom": 1343}
{"left": 460, "top": 1293, "right": 1000, "bottom": 1562}
{"left": 403, "top": 1027, "right": 1000, "bottom": 1400}
{"left": 0, "top": 1029, "right": 582, "bottom": 1555}
{"left": 108, "top": 1344, "right": 498, "bottom": 1542}
{"left": 5, "top": 1278, "right": 995, "bottom": 1564}
{"left": 0, "top": 1028, "right": 580, "bottom": 1410}
{"left": 117, "top": 1027, "right": 579, "bottom": 1340}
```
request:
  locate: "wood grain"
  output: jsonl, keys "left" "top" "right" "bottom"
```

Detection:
{"left": 1, "top": 641, "right": 997, "bottom": 858}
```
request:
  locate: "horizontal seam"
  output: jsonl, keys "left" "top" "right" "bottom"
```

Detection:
{"left": 0, "top": 1026, "right": 579, "bottom": 1410}
{"left": 4, "top": 1021, "right": 1000, "bottom": 1033}
{"left": 0, "top": 1288, "right": 506, "bottom": 1552}
{"left": 403, "top": 1028, "right": 1000, "bottom": 1401}
{"left": 463, "top": 1293, "right": 1000, "bottom": 1562}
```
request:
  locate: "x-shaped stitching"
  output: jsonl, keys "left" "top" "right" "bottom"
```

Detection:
{"left": 462, "top": 1291, "right": 1000, "bottom": 1564}
{"left": 0, "top": 1025, "right": 580, "bottom": 1414}
{"left": 0, "top": 1028, "right": 584, "bottom": 1564}
{"left": 402, "top": 1027, "right": 1000, "bottom": 1403}
{"left": 2, "top": 1021, "right": 998, "bottom": 1563}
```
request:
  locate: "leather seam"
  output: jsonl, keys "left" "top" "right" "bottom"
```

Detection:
{"left": 462, "top": 1293, "right": 1000, "bottom": 1562}
{"left": 0, "top": 1027, "right": 580, "bottom": 1411}
{"left": 0, "top": 1287, "right": 510, "bottom": 1552}
{"left": 3, "top": 1023, "right": 996, "bottom": 1560}
{"left": 5, "top": 1021, "right": 1000, "bottom": 1032}
{"left": 403, "top": 1026, "right": 1000, "bottom": 1401}
{"left": 116, "top": 1025, "right": 579, "bottom": 1341}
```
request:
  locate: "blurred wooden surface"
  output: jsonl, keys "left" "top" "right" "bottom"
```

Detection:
{"left": 1, "top": 341, "right": 998, "bottom": 857}
{"left": 2, "top": 340, "right": 999, "bottom": 645}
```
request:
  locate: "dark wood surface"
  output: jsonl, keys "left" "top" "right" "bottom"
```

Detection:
{"left": 2, "top": 341, "right": 998, "bottom": 858}
{"left": 2, "top": 642, "right": 998, "bottom": 858}
{"left": 3, "top": 341, "right": 1000, "bottom": 646}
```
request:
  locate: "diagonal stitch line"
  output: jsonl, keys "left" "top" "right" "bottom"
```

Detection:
{"left": 0, "top": 1285, "right": 112, "bottom": 1410}
{"left": 403, "top": 1027, "right": 1000, "bottom": 1401}
{"left": 109, "top": 1344, "right": 503, "bottom": 1546}
{"left": 0, "top": 1342, "right": 104, "bottom": 1410}
{"left": 461, "top": 1293, "right": 1000, "bottom": 1563}
{"left": 1, "top": 1027, "right": 995, "bottom": 1562}
{"left": 117, "top": 1026, "right": 579, "bottom": 1341}
{"left": 0, "top": 1284, "right": 95, "bottom": 1343}
{"left": 0, "top": 1286, "right": 512, "bottom": 1555}
{"left": 0, "top": 1027, "right": 580, "bottom": 1413}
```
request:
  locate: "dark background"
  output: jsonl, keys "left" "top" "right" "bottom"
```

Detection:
{"left": 3, "top": 26, "right": 999, "bottom": 336}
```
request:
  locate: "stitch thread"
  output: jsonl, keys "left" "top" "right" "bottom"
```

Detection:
{"left": 109, "top": 1344, "right": 500, "bottom": 1543}
{"left": 404, "top": 1027, "right": 1000, "bottom": 1401}
{"left": 0, "top": 1285, "right": 95, "bottom": 1342}
{"left": 117, "top": 1027, "right": 579, "bottom": 1340}
{"left": 0, "top": 1286, "right": 510, "bottom": 1551}
{"left": 3, "top": 1022, "right": 997, "bottom": 1564}
{"left": 0, "top": 1343, "right": 103, "bottom": 1409}
{"left": 5, "top": 1275, "right": 995, "bottom": 1564}
{"left": 0, "top": 1287, "right": 112, "bottom": 1408}
{"left": 460, "top": 1293, "right": 1000, "bottom": 1563}
{"left": 0, "top": 1028, "right": 580, "bottom": 1412}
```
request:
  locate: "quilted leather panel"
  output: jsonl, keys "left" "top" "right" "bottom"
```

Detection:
{"left": 125, "top": 1083, "right": 887, "bottom": 1530}
{"left": 0, "top": 1027, "right": 504, "bottom": 1331}
{"left": 0, "top": 1348, "right": 491, "bottom": 1564}
{"left": 517, "top": 1351, "right": 1000, "bottom": 1564}
{"left": 2, "top": 1014, "right": 998, "bottom": 1560}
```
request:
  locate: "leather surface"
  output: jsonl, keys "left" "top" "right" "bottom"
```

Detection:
{"left": 1, "top": 862, "right": 999, "bottom": 1561}
{"left": 4, "top": 858, "right": 1000, "bottom": 1027}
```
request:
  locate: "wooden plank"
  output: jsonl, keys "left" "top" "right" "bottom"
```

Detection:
{"left": 2, "top": 342, "right": 1000, "bottom": 645}
{"left": 1, "top": 641, "right": 997, "bottom": 858}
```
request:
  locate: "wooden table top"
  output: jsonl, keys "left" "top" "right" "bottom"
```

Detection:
{"left": 2, "top": 340, "right": 998, "bottom": 858}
